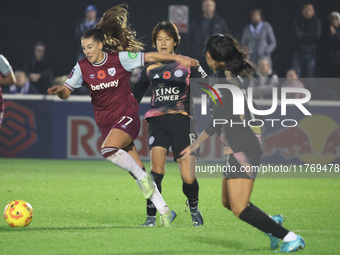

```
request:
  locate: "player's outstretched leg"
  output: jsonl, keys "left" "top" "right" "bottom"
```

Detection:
{"left": 178, "top": 156, "right": 203, "bottom": 226}
{"left": 240, "top": 204, "right": 304, "bottom": 252}
{"left": 248, "top": 202, "right": 284, "bottom": 249}
{"left": 142, "top": 171, "right": 164, "bottom": 226}
{"left": 101, "top": 129, "right": 156, "bottom": 199}
{"left": 160, "top": 209, "right": 177, "bottom": 227}
{"left": 227, "top": 178, "right": 305, "bottom": 252}
{"left": 136, "top": 180, "right": 176, "bottom": 227}
{"left": 102, "top": 146, "right": 155, "bottom": 198}
{"left": 139, "top": 173, "right": 155, "bottom": 199}
{"left": 184, "top": 180, "right": 203, "bottom": 226}
{"left": 149, "top": 185, "right": 176, "bottom": 227}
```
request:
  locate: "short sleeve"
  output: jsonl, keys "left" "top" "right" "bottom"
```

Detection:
{"left": 64, "top": 63, "right": 83, "bottom": 91}
{"left": 190, "top": 65, "right": 208, "bottom": 78}
{"left": 0, "top": 55, "right": 12, "bottom": 76}
{"left": 119, "top": 52, "right": 145, "bottom": 72}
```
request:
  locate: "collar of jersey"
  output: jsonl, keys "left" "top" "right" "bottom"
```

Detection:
{"left": 91, "top": 52, "right": 108, "bottom": 67}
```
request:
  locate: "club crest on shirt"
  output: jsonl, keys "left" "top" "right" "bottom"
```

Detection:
{"left": 108, "top": 67, "right": 116, "bottom": 77}
{"left": 174, "top": 70, "right": 183, "bottom": 78}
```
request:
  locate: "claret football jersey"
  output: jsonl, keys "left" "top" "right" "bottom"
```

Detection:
{"left": 64, "top": 52, "right": 144, "bottom": 127}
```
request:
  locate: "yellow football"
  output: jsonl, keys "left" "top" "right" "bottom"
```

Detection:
{"left": 3, "top": 200, "right": 33, "bottom": 227}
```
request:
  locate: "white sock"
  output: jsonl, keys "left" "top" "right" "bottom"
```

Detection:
{"left": 283, "top": 231, "right": 298, "bottom": 242}
{"left": 106, "top": 149, "right": 147, "bottom": 181}
{"left": 135, "top": 180, "right": 169, "bottom": 215}
{"left": 150, "top": 185, "right": 169, "bottom": 215}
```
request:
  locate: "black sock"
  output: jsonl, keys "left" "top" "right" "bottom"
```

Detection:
{"left": 146, "top": 171, "right": 164, "bottom": 217}
{"left": 239, "top": 206, "right": 289, "bottom": 239}
{"left": 182, "top": 179, "right": 199, "bottom": 208}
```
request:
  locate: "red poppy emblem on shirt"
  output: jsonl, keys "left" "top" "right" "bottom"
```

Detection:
{"left": 163, "top": 71, "right": 171, "bottom": 80}
{"left": 97, "top": 70, "right": 106, "bottom": 80}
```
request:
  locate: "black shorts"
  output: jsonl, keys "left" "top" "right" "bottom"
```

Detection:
{"left": 223, "top": 150, "right": 262, "bottom": 180}
{"left": 147, "top": 114, "right": 198, "bottom": 161}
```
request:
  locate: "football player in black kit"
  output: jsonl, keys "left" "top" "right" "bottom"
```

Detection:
{"left": 133, "top": 21, "right": 206, "bottom": 227}
{"left": 182, "top": 34, "right": 305, "bottom": 252}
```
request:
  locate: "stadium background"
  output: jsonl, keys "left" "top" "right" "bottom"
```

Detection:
{"left": 0, "top": 0, "right": 340, "bottom": 164}
{"left": 1, "top": 2, "right": 340, "bottom": 254}
{"left": 1, "top": 0, "right": 340, "bottom": 77}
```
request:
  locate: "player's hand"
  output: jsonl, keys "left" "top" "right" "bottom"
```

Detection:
{"left": 181, "top": 146, "right": 191, "bottom": 159}
{"left": 181, "top": 143, "right": 199, "bottom": 159}
{"left": 177, "top": 55, "right": 199, "bottom": 68}
{"left": 47, "top": 85, "right": 63, "bottom": 95}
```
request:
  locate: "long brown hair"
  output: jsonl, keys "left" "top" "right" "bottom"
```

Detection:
{"left": 95, "top": 4, "right": 144, "bottom": 52}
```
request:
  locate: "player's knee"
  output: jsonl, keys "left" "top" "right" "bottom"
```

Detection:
{"left": 182, "top": 175, "right": 195, "bottom": 184}
{"left": 231, "top": 205, "right": 247, "bottom": 218}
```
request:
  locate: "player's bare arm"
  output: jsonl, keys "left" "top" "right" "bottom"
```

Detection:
{"left": 144, "top": 52, "right": 198, "bottom": 68}
{"left": 0, "top": 71, "right": 16, "bottom": 86}
{"left": 181, "top": 131, "right": 211, "bottom": 159}
{"left": 47, "top": 85, "right": 72, "bottom": 99}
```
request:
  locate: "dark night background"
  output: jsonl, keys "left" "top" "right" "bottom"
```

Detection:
{"left": 1, "top": 0, "right": 339, "bottom": 78}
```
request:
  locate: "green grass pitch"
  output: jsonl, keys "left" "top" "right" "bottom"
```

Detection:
{"left": 0, "top": 158, "right": 339, "bottom": 255}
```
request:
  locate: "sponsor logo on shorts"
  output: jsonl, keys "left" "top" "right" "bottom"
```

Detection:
{"left": 108, "top": 67, "right": 116, "bottom": 77}
{"left": 174, "top": 70, "right": 183, "bottom": 78}
{"left": 149, "top": 136, "right": 155, "bottom": 145}
{"left": 90, "top": 79, "right": 119, "bottom": 91}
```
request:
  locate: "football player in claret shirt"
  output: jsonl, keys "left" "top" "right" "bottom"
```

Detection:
{"left": 0, "top": 54, "right": 16, "bottom": 129}
{"left": 133, "top": 21, "right": 207, "bottom": 227}
{"left": 47, "top": 5, "right": 198, "bottom": 226}
{"left": 182, "top": 34, "right": 305, "bottom": 252}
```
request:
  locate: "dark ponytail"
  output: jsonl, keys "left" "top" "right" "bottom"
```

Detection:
{"left": 205, "top": 34, "right": 254, "bottom": 77}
